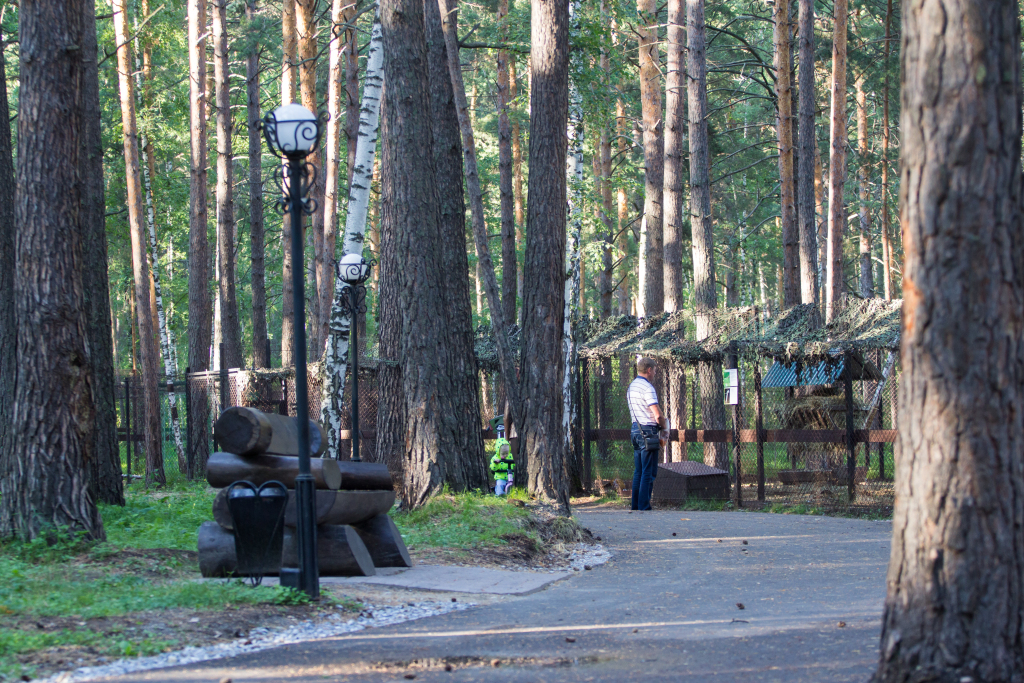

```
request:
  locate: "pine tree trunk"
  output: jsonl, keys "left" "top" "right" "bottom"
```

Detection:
{"left": 797, "top": 0, "right": 818, "bottom": 307}
{"left": 687, "top": 0, "right": 726, "bottom": 470}
{"left": 323, "top": 10, "right": 384, "bottom": 461}
{"left": 281, "top": 0, "right": 298, "bottom": 367}
{"left": 214, "top": 0, "right": 242, "bottom": 368}
{"left": 248, "top": 0, "right": 269, "bottom": 368}
{"left": 0, "top": 0, "right": 105, "bottom": 539}
{"left": 662, "top": 0, "right": 685, "bottom": 312}
{"left": 825, "top": 0, "right": 848, "bottom": 321}
{"left": 188, "top": 0, "right": 212, "bottom": 476}
{"left": 426, "top": 0, "right": 487, "bottom": 490}
{"left": 637, "top": 0, "right": 663, "bottom": 316}
{"left": 511, "top": 60, "right": 525, "bottom": 319}
{"left": 0, "top": 24, "right": 16, "bottom": 512}
{"left": 437, "top": 0, "right": 523, "bottom": 434}
{"left": 875, "top": 0, "right": 1024, "bottom": 677}
{"left": 880, "top": 0, "right": 893, "bottom": 302}
{"left": 616, "top": 97, "right": 631, "bottom": 315}
{"left": 521, "top": 0, "right": 570, "bottom": 509}
{"left": 815, "top": 149, "right": 826, "bottom": 307}
{"left": 776, "top": 0, "right": 799, "bottom": 309}
{"left": 856, "top": 71, "right": 871, "bottom": 299}
{"left": 114, "top": 0, "right": 164, "bottom": 485}
{"left": 496, "top": 0, "right": 517, "bottom": 329}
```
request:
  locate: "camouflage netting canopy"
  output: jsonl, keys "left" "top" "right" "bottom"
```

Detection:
{"left": 578, "top": 298, "right": 901, "bottom": 364}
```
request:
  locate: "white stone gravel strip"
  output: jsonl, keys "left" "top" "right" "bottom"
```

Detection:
{"left": 43, "top": 601, "right": 471, "bottom": 683}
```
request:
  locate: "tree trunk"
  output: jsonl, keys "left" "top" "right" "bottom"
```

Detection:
{"left": 1, "top": 0, "right": 105, "bottom": 539}
{"left": 637, "top": 0, "right": 663, "bottom": 316}
{"left": 776, "top": 0, "right": 799, "bottom": 309}
{"left": 247, "top": 0, "right": 269, "bottom": 368}
{"left": 662, "top": 0, "right": 685, "bottom": 312}
{"left": 426, "top": 0, "right": 487, "bottom": 489}
{"left": 511, "top": 59, "right": 525, "bottom": 320}
{"left": 188, "top": 0, "right": 212, "bottom": 476}
{"left": 380, "top": 0, "right": 481, "bottom": 505}
{"left": 114, "top": 0, "right": 164, "bottom": 485}
{"left": 856, "top": 70, "right": 871, "bottom": 299}
{"left": 323, "top": 9, "right": 384, "bottom": 460}
{"left": 214, "top": 0, "right": 242, "bottom": 369}
{"left": 497, "top": 0, "right": 517, "bottom": 329}
{"left": 521, "top": 0, "right": 570, "bottom": 509}
{"left": 616, "top": 97, "right": 631, "bottom": 315}
{"left": 437, "top": 0, "right": 523, "bottom": 434}
{"left": 875, "top": 0, "right": 1024, "bottom": 677}
{"left": 0, "top": 23, "right": 13, "bottom": 488}
{"left": 281, "top": 0, "right": 298, "bottom": 367}
{"left": 880, "top": 0, "right": 893, "bottom": 302}
{"left": 78, "top": 6, "right": 123, "bottom": 504}
{"left": 345, "top": 2, "right": 359, "bottom": 189}
{"left": 797, "top": 0, "right": 818, "bottom": 307}
{"left": 687, "top": 0, "right": 726, "bottom": 470}
{"left": 825, "top": 0, "right": 848, "bottom": 321}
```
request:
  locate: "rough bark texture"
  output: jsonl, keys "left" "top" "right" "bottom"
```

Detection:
{"left": 775, "top": 0, "right": 799, "bottom": 309}
{"left": 188, "top": 0, "right": 212, "bottom": 476}
{"left": 296, "top": 0, "right": 323, "bottom": 353}
{"left": 114, "top": 0, "right": 164, "bottom": 485}
{"left": 214, "top": 0, "right": 241, "bottom": 369}
{"left": 662, "top": 0, "right": 685, "bottom": 312}
{"left": 0, "top": 25, "right": 16, "bottom": 511}
{"left": 521, "top": 0, "right": 570, "bottom": 509}
{"left": 856, "top": 72, "right": 872, "bottom": 299}
{"left": 280, "top": 0, "right": 298, "bottom": 367}
{"left": 247, "top": 0, "right": 268, "bottom": 369}
{"left": 637, "top": 0, "right": 663, "bottom": 316}
{"left": 796, "top": 0, "right": 818, "bottom": 307}
{"left": 875, "top": 0, "right": 1024, "bottom": 678}
{"left": 880, "top": 0, "right": 893, "bottom": 302}
{"left": 825, "top": 0, "right": 848, "bottom": 321}
{"left": 687, "top": 0, "right": 726, "bottom": 470}
{"left": 615, "top": 97, "right": 631, "bottom": 314}
{"left": 0, "top": 0, "right": 105, "bottom": 539}
{"left": 381, "top": 0, "right": 480, "bottom": 506}
{"left": 80, "top": 2, "right": 123, "bottom": 504}
{"left": 425, "top": 0, "right": 487, "bottom": 489}
{"left": 511, "top": 60, "right": 525, "bottom": 320}
{"left": 345, "top": 2, "right": 359, "bottom": 189}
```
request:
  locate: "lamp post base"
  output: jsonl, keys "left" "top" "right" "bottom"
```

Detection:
{"left": 294, "top": 474, "right": 320, "bottom": 598}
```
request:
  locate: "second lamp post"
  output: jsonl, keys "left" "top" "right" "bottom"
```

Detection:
{"left": 337, "top": 254, "right": 373, "bottom": 462}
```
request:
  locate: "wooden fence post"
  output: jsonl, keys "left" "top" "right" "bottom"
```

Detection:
{"left": 582, "top": 358, "right": 592, "bottom": 494}
{"left": 845, "top": 351, "right": 856, "bottom": 502}
{"left": 125, "top": 375, "right": 132, "bottom": 478}
{"left": 730, "top": 348, "right": 742, "bottom": 508}
{"left": 755, "top": 359, "right": 765, "bottom": 502}
{"left": 185, "top": 367, "right": 192, "bottom": 479}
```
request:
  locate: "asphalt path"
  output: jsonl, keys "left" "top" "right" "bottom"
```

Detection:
{"left": 97, "top": 507, "right": 892, "bottom": 682}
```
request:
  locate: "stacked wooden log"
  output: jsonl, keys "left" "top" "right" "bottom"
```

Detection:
{"left": 198, "top": 406, "right": 410, "bottom": 578}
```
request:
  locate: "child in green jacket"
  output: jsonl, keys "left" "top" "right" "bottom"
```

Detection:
{"left": 490, "top": 437, "right": 515, "bottom": 495}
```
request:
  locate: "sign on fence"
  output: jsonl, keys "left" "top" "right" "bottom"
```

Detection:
{"left": 723, "top": 368, "right": 739, "bottom": 405}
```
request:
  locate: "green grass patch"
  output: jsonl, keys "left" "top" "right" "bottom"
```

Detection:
{"left": 392, "top": 489, "right": 536, "bottom": 551}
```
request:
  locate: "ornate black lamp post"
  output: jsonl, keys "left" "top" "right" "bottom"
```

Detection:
{"left": 336, "top": 254, "right": 373, "bottom": 462}
{"left": 260, "top": 103, "right": 323, "bottom": 598}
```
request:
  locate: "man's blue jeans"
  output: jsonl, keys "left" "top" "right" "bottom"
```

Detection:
{"left": 631, "top": 422, "right": 660, "bottom": 510}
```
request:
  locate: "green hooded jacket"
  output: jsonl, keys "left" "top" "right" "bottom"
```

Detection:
{"left": 490, "top": 438, "right": 514, "bottom": 480}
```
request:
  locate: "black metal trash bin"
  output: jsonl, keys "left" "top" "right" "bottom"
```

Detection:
{"left": 226, "top": 480, "right": 288, "bottom": 585}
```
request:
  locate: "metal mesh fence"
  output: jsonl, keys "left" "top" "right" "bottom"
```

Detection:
{"left": 580, "top": 350, "right": 898, "bottom": 513}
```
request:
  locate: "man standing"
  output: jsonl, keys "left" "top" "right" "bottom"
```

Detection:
{"left": 627, "top": 357, "right": 666, "bottom": 510}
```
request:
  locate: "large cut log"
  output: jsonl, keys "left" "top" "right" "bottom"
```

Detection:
{"left": 212, "top": 488, "right": 396, "bottom": 531}
{"left": 214, "top": 406, "right": 327, "bottom": 457}
{"left": 336, "top": 461, "right": 393, "bottom": 491}
{"left": 282, "top": 525, "right": 376, "bottom": 576}
{"left": 353, "top": 513, "right": 412, "bottom": 568}
{"left": 206, "top": 451, "right": 342, "bottom": 490}
{"left": 198, "top": 521, "right": 239, "bottom": 577}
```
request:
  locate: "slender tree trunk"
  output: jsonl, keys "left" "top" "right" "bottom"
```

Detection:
{"left": 880, "top": 0, "right": 893, "bottom": 301}
{"left": 511, "top": 59, "right": 525, "bottom": 316}
{"left": 0, "top": 23, "right": 15, "bottom": 510}
{"left": 213, "top": 0, "right": 242, "bottom": 368}
{"left": 797, "top": 0, "right": 818, "bottom": 307}
{"left": 637, "top": 0, "right": 663, "bottom": 316}
{"left": 323, "top": 9, "right": 384, "bottom": 460}
{"left": 825, "top": 0, "right": 848, "bottom": 321}
{"left": 114, "top": 0, "right": 164, "bottom": 485}
{"left": 248, "top": 0, "right": 269, "bottom": 368}
{"left": 345, "top": 1, "right": 359, "bottom": 189}
{"left": 662, "top": 0, "right": 685, "bottom": 312}
{"left": 856, "top": 71, "right": 871, "bottom": 299}
{"left": 599, "top": 17, "right": 615, "bottom": 321}
{"left": 497, "top": 0, "right": 517, "bottom": 330}
{"left": 616, "top": 97, "right": 631, "bottom": 315}
{"left": 687, "top": 0, "right": 726, "bottom": 470}
{"left": 437, "top": 0, "right": 523, "bottom": 434}
{"left": 426, "top": 0, "right": 487, "bottom": 491}
{"left": 875, "top": 0, "right": 1024, "bottom": 677}
{"left": 281, "top": 0, "right": 298, "bottom": 367}
{"left": 188, "top": 0, "right": 212, "bottom": 475}
{"left": 318, "top": 0, "right": 349, "bottom": 358}
{"left": 776, "top": 0, "right": 799, "bottom": 308}
{"left": 815, "top": 149, "right": 826, "bottom": 306}
{"left": 1, "top": 0, "right": 108, "bottom": 538}
{"left": 521, "top": 0, "right": 570, "bottom": 509}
